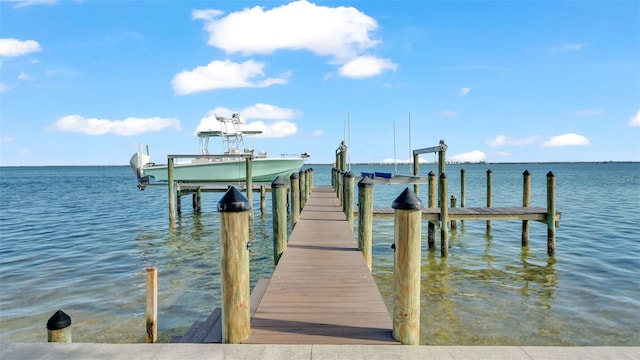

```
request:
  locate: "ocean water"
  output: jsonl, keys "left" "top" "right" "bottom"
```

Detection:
{"left": 0, "top": 163, "right": 638, "bottom": 345}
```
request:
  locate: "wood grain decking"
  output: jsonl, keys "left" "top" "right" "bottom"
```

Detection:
{"left": 243, "top": 186, "right": 398, "bottom": 345}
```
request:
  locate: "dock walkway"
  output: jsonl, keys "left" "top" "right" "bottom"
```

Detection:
{"left": 244, "top": 186, "right": 397, "bottom": 345}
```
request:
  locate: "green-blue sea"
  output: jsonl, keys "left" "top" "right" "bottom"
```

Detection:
{"left": 0, "top": 163, "right": 638, "bottom": 345}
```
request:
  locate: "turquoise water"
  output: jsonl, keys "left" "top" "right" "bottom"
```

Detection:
{"left": 0, "top": 163, "right": 638, "bottom": 344}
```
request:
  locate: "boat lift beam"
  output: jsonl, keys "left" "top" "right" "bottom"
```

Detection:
{"left": 411, "top": 139, "right": 447, "bottom": 179}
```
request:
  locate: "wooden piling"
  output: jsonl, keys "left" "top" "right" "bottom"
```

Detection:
{"left": 245, "top": 156, "right": 253, "bottom": 224}
{"left": 343, "top": 171, "right": 355, "bottom": 231}
{"left": 450, "top": 195, "right": 457, "bottom": 230}
{"left": 437, "top": 140, "right": 446, "bottom": 179}
{"left": 358, "top": 176, "right": 374, "bottom": 271}
{"left": 168, "top": 157, "right": 175, "bottom": 222}
{"left": 217, "top": 187, "right": 251, "bottom": 344}
{"left": 47, "top": 310, "right": 72, "bottom": 343}
{"left": 176, "top": 191, "right": 182, "bottom": 215}
{"left": 272, "top": 177, "right": 288, "bottom": 264}
{"left": 460, "top": 168, "right": 466, "bottom": 226}
{"left": 439, "top": 173, "right": 449, "bottom": 257}
{"left": 260, "top": 185, "right": 266, "bottom": 214}
{"left": 145, "top": 267, "right": 158, "bottom": 343}
{"left": 486, "top": 169, "right": 492, "bottom": 231}
{"left": 299, "top": 170, "right": 306, "bottom": 209}
{"left": 413, "top": 153, "right": 420, "bottom": 195}
{"left": 337, "top": 170, "right": 344, "bottom": 208}
{"left": 522, "top": 170, "right": 531, "bottom": 246}
{"left": 547, "top": 171, "right": 556, "bottom": 256}
{"left": 192, "top": 193, "right": 197, "bottom": 210}
{"left": 392, "top": 188, "right": 422, "bottom": 345}
{"left": 196, "top": 187, "right": 201, "bottom": 212}
{"left": 290, "top": 172, "right": 300, "bottom": 225}
{"left": 306, "top": 169, "right": 312, "bottom": 198}
{"left": 427, "top": 171, "right": 436, "bottom": 249}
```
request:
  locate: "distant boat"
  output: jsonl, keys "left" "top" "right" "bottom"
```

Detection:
{"left": 374, "top": 171, "right": 393, "bottom": 179}
{"left": 129, "top": 113, "right": 309, "bottom": 188}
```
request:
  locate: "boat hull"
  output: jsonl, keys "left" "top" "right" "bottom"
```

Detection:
{"left": 141, "top": 158, "right": 304, "bottom": 183}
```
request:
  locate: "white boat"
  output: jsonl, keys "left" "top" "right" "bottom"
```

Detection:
{"left": 129, "top": 113, "right": 309, "bottom": 188}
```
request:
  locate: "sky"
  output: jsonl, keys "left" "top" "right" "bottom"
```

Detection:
{"left": 1, "top": 0, "right": 639, "bottom": 166}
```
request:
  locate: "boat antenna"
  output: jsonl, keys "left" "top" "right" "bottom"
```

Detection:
{"left": 347, "top": 112, "right": 351, "bottom": 171}
{"left": 393, "top": 120, "right": 397, "bottom": 175}
{"left": 408, "top": 112, "right": 412, "bottom": 174}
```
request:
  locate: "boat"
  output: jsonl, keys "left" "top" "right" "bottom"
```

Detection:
{"left": 374, "top": 171, "right": 392, "bottom": 179}
{"left": 129, "top": 113, "right": 309, "bottom": 188}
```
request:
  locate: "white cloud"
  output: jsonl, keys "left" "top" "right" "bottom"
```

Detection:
{"left": 0, "top": 38, "right": 42, "bottom": 57}
{"left": 240, "top": 103, "right": 300, "bottom": 120}
{"left": 171, "top": 60, "right": 289, "bottom": 95}
{"left": 450, "top": 150, "right": 486, "bottom": 163}
{"left": 50, "top": 115, "right": 181, "bottom": 136}
{"left": 338, "top": 56, "right": 397, "bottom": 78}
{"left": 191, "top": 9, "right": 223, "bottom": 21}
{"left": 198, "top": 0, "right": 379, "bottom": 61}
{"left": 196, "top": 104, "right": 300, "bottom": 138}
{"left": 437, "top": 110, "right": 458, "bottom": 118}
{"left": 551, "top": 43, "right": 584, "bottom": 52}
{"left": 629, "top": 110, "right": 640, "bottom": 127}
{"left": 542, "top": 133, "right": 590, "bottom": 147}
{"left": 246, "top": 120, "right": 298, "bottom": 138}
{"left": 565, "top": 108, "right": 604, "bottom": 116}
{"left": 0, "top": 83, "right": 11, "bottom": 93}
{"left": 312, "top": 129, "right": 324, "bottom": 137}
{"left": 487, "top": 134, "right": 538, "bottom": 147}
{"left": 18, "top": 72, "right": 31, "bottom": 80}
{"left": 3, "top": 0, "right": 57, "bottom": 8}
{"left": 460, "top": 87, "right": 471, "bottom": 96}
{"left": 1, "top": 136, "right": 15, "bottom": 143}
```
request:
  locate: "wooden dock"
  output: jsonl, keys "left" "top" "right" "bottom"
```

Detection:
{"left": 370, "top": 206, "right": 561, "bottom": 223}
{"left": 175, "top": 186, "right": 397, "bottom": 345}
{"left": 244, "top": 186, "right": 397, "bottom": 344}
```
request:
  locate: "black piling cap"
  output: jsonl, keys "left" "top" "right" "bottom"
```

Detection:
{"left": 358, "top": 176, "right": 374, "bottom": 188}
{"left": 487, "top": 169, "right": 492, "bottom": 174}
{"left": 428, "top": 171, "right": 435, "bottom": 177}
{"left": 272, "top": 176, "right": 287, "bottom": 188}
{"left": 392, "top": 187, "right": 423, "bottom": 210}
{"left": 523, "top": 169, "right": 530, "bottom": 176}
{"left": 217, "top": 186, "right": 250, "bottom": 212}
{"left": 47, "top": 310, "right": 71, "bottom": 330}
{"left": 290, "top": 172, "right": 299, "bottom": 180}
{"left": 345, "top": 171, "right": 355, "bottom": 178}
{"left": 461, "top": 168, "right": 466, "bottom": 173}
{"left": 547, "top": 171, "right": 555, "bottom": 177}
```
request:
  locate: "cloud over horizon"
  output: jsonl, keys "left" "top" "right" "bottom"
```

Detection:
{"left": 50, "top": 115, "right": 181, "bottom": 136}
{"left": 0, "top": 38, "right": 41, "bottom": 57}
{"left": 175, "top": 0, "right": 395, "bottom": 94}
{"left": 542, "top": 133, "right": 591, "bottom": 147}
{"left": 172, "top": 60, "right": 289, "bottom": 95}
{"left": 195, "top": 103, "right": 300, "bottom": 138}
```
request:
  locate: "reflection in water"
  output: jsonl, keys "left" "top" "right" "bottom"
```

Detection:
{"left": 372, "top": 219, "right": 560, "bottom": 345}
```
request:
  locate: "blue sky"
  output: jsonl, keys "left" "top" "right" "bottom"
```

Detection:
{"left": 1, "top": 0, "right": 638, "bottom": 166}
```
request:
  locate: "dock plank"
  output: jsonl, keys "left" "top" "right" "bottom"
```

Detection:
{"left": 244, "top": 187, "right": 398, "bottom": 345}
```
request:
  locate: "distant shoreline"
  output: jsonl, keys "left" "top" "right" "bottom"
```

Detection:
{"left": 1, "top": 161, "right": 639, "bottom": 168}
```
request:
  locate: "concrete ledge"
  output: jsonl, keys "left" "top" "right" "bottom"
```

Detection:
{"left": 2, "top": 343, "right": 638, "bottom": 360}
